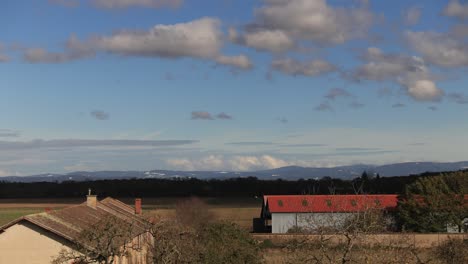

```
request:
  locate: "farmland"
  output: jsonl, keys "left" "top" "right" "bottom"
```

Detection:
{"left": 0, "top": 197, "right": 261, "bottom": 228}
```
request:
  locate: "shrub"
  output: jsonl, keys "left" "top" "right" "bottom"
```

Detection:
{"left": 433, "top": 238, "right": 468, "bottom": 264}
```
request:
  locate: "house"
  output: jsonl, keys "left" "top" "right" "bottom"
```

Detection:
{"left": 259, "top": 195, "right": 399, "bottom": 233}
{"left": 0, "top": 192, "right": 151, "bottom": 264}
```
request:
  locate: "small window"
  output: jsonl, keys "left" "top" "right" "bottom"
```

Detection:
{"left": 278, "top": 200, "right": 284, "bottom": 207}
{"left": 350, "top": 200, "right": 357, "bottom": 207}
{"left": 302, "top": 199, "right": 308, "bottom": 206}
{"left": 374, "top": 199, "right": 381, "bottom": 206}
{"left": 326, "top": 199, "right": 332, "bottom": 207}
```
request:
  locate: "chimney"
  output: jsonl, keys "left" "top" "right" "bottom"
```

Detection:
{"left": 135, "top": 198, "right": 142, "bottom": 215}
{"left": 86, "top": 188, "right": 97, "bottom": 209}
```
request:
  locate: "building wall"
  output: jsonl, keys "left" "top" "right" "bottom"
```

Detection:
{"left": 272, "top": 212, "right": 355, "bottom": 234}
{"left": 0, "top": 222, "right": 152, "bottom": 264}
{"left": 0, "top": 222, "right": 74, "bottom": 264}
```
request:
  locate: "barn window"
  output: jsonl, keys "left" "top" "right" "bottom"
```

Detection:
{"left": 374, "top": 199, "right": 381, "bottom": 206}
{"left": 350, "top": 200, "right": 357, "bottom": 206}
{"left": 326, "top": 199, "right": 332, "bottom": 207}
{"left": 302, "top": 199, "right": 308, "bottom": 206}
{"left": 278, "top": 200, "right": 284, "bottom": 207}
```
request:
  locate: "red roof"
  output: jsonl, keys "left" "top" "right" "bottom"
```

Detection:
{"left": 264, "top": 195, "right": 398, "bottom": 213}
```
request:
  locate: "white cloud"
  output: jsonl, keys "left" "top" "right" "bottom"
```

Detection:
{"left": 354, "top": 47, "right": 444, "bottom": 102}
{"left": 215, "top": 55, "right": 252, "bottom": 69}
{"left": 93, "top": 18, "right": 222, "bottom": 59}
{"left": 405, "top": 31, "right": 468, "bottom": 68}
{"left": 229, "top": 28, "right": 294, "bottom": 53}
{"left": 230, "top": 0, "right": 373, "bottom": 52}
{"left": 92, "top": 0, "right": 183, "bottom": 9}
{"left": 23, "top": 18, "right": 251, "bottom": 69}
{"left": 165, "top": 155, "right": 290, "bottom": 171}
{"left": 255, "top": 0, "right": 373, "bottom": 44}
{"left": 24, "top": 35, "right": 95, "bottom": 63}
{"left": 444, "top": 0, "right": 468, "bottom": 19}
{"left": 403, "top": 79, "right": 444, "bottom": 102}
{"left": 0, "top": 139, "right": 197, "bottom": 150}
{"left": 271, "top": 58, "right": 336, "bottom": 76}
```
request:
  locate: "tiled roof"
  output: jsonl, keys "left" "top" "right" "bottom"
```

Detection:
{"left": 0, "top": 197, "right": 148, "bottom": 242}
{"left": 264, "top": 195, "right": 399, "bottom": 213}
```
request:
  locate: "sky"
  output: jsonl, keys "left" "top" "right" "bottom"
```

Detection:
{"left": 1, "top": 0, "right": 468, "bottom": 176}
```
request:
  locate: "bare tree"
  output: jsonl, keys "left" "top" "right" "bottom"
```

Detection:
{"left": 52, "top": 216, "right": 146, "bottom": 264}
{"left": 174, "top": 197, "right": 214, "bottom": 229}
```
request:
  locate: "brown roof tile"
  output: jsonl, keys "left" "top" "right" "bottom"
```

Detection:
{"left": 1, "top": 197, "right": 148, "bottom": 242}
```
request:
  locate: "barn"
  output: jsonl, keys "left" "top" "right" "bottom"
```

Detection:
{"left": 260, "top": 195, "right": 399, "bottom": 233}
{"left": 0, "top": 193, "right": 151, "bottom": 264}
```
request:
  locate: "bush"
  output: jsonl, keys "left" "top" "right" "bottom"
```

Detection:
{"left": 201, "top": 222, "right": 261, "bottom": 264}
{"left": 434, "top": 238, "right": 468, "bottom": 264}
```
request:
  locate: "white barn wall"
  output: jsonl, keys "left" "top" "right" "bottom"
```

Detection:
{"left": 272, "top": 213, "right": 355, "bottom": 234}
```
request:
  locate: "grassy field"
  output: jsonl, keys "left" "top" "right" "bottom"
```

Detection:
{"left": 0, "top": 197, "right": 261, "bottom": 228}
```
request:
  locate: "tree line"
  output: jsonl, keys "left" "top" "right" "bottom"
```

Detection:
{"left": 0, "top": 170, "right": 450, "bottom": 198}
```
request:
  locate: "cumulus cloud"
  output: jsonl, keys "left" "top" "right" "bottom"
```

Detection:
{"left": 90, "top": 110, "right": 110, "bottom": 120}
{"left": 23, "top": 18, "right": 250, "bottom": 69}
{"left": 258, "top": 0, "right": 372, "bottom": 44}
{"left": 0, "top": 139, "right": 198, "bottom": 150}
{"left": 165, "top": 154, "right": 289, "bottom": 171}
{"left": 325, "top": 88, "right": 352, "bottom": 100}
{"left": 404, "top": 6, "right": 421, "bottom": 25}
{"left": 229, "top": 28, "right": 295, "bottom": 53}
{"left": 405, "top": 31, "right": 468, "bottom": 68}
{"left": 401, "top": 79, "right": 444, "bottom": 102}
{"left": 91, "top": 0, "right": 183, "bottom": 9}
{"left": 215, "top": 55, "right": 252, "bottom": 69}
{"left": 444, "top": 0, "right": 468, "bottom": 19}
{"left": 191, "top": 111, "right": 214, "bottom": 120}
{"left": 314, "top": 101, "right": 334, "bottom": 112}
{"left": 354, "top": 47, "right": 444, "bottom": 102}
{"left": 271, "top": 58, "right": 336, "bottom": 77}
{"left": 0, "top": 129, "right": 20, "bottom": 137}
{"left": 92, "top": 18, "right": 222, "bottom": 59}
{"left": 23, "top": 35, "right": 95, "bottom": 63}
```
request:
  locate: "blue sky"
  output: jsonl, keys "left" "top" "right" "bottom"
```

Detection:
{"left": 1, "top": 0, "right": 468, "bottom": 175}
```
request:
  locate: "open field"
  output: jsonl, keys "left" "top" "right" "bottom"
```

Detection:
{"left": 0, "top": 197, "right": 261, "bottom": 228}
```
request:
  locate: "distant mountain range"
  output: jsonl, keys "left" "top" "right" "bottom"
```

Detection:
{"left": 2, "top": 161, "right": 468, "bottom": 183}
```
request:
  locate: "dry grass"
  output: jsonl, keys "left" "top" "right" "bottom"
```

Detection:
{"left": 0, "top": 197, "right": 260, "bottom": 229}
{"left": 145, "top": 207, "right": 259, "bottom": 229}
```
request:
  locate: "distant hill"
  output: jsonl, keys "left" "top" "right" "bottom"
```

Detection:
{"left": 2, "top": 161, "right": 468, "bottom": 183}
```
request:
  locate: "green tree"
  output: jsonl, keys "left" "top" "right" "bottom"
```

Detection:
{"left": 397, "top": 171, "right": 468, "bottom": 232}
